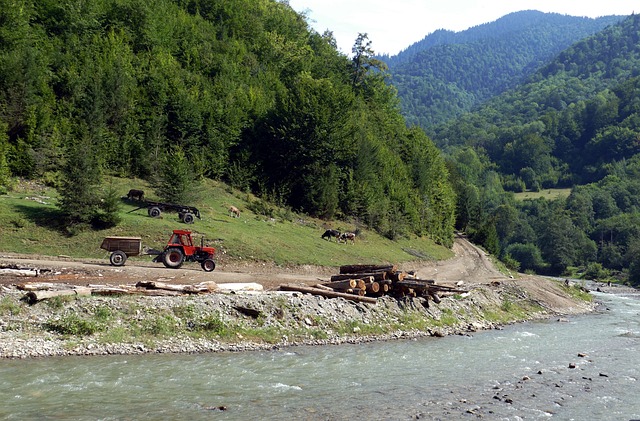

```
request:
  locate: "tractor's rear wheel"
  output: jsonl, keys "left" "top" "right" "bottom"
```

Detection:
{"left": 201, "top": 259, "right": 216, "bottom": 272}
{"left": 162, "top": 248, "right": 184, "bottom": 269}
{"left": 109, "top": 250, "right": 127, "bottom": 266}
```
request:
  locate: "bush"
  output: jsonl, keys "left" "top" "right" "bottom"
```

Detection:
{"left": 45, "top": 314, "right": 100, "bottom": 336}
{"left": 505, "top": 243, "right": 544, "bottom": 272}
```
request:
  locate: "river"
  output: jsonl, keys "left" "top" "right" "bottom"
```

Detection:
{"left": 2, "top": 287, "right": 640, "bottom": 420}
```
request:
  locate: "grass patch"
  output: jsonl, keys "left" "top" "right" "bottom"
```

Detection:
{"left": 0, "top": 177, "right": 453, "bottom": 266}
{"left": 514, "top": 188, "right": 571, "bottom": 201}
{"left": 0, "top": 296, "right": 22, "bottom": 316}
{"left": 44, "top": 314, "right": 102, "bottom": 336}
{"left": 45, "top": 295, "right": 75, "bottom": 309}
{"left": 560, "top": 282, "right": 593, "bottom": 302}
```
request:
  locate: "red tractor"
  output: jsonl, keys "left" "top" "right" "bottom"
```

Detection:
{"left": 152, "top": 229, "right": 216, "bottom": 272}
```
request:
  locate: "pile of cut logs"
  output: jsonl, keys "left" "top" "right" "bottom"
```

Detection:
{"left": 280, "top": 264, "right": 467, "bottom": 304}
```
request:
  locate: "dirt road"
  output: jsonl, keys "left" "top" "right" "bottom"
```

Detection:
{"left": 0, "top": 237, "right": 592, "bottom": 314}
{"left": 0, "top": 237, "right": 495, "bottom": 288}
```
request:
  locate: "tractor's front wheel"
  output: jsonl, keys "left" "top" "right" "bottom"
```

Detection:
{"left": 162, "top": 248, "right": 184, "bottom": 269}
{"left": 110, "top": 250, "right": 127, "bottom": 266}
{"left": 201, "top": 259, "right": 216, "bottom": 272}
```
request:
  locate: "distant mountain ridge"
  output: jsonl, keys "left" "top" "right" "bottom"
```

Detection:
{"left": 382, "top": 10, "right": 625, "bottom": 129}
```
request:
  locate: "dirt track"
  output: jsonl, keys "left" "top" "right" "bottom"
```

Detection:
{"left": 0, "top": 237, "right": 590, "bottom": 313}
{"left": 0, "top": 237, "right": 491, "bottom": 287}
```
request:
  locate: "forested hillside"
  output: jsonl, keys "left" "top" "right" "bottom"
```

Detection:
{"left": 435, "top": 14, "right": 640, "bottom": 285}
{"left": 383, "top": 11, "right": 624, "bottom": 128}
{"left": 0, "top": 0, "right": 455, "bottom": 245}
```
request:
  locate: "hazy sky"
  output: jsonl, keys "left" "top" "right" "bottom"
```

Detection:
{"left": 287, "top": 0, "right": 638, "bottom": 55}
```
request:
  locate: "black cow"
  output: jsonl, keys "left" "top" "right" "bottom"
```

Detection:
{"left": 127, "top": 189, "right": 145, "bottom": 201}
{"left": 321, "top": 229, "right": 341, "bottom": 242}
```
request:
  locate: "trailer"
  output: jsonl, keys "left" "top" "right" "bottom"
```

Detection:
{"left": 100, "top": 236, "right": 142, "bottom": 266}
{"left": 128, "top": 200, "right": 201, "bottom": 223}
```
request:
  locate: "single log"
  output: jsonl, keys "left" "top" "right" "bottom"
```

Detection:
{"left": 323, "top": 279, "right": 357, "bottom": 289}
{"left": 136, "top": 281, "right": 205, "bottom": 294}
{"left": 88, "top": 285, "right": 133, "bottom": 295}
{"left": 0, "top": 268, "right": 39, "bottom": 277}
{"left": 22, "top": 287, "right": 91, "bottom": 305}
{"left": 216, "top": 282, "right": 264, "bottom": 292}
{"left": 135, "top": 281, "right": 217, "bottom": 294}
{"left": 339, "top": 264, "right": 396, "bottom": 275}
{"left": 314, "top": 284, "right": 336, "bottom": 291}
{"left": 234, "top": 306, "right": 262, "bottom": 318}
{"left": 396, "top": 279, "right": 440, "bottom": 291}
{"left": 428, "top": 291, "right": 441, "bottom": 303}
{"left": 16, "top": 282, "right": 56, "bottom": 291}
{"left": 279, "top": 284, "right": 377, "bottom": 304}
{"left": 134, "top": 289, "right": 182, "bottom": 296}
{"left": 387, "top": 271, "right": 406, "bottom": 282}
{"left": 365, "top": 281, "right": 380, "bottom": 294}
{"left": 323, "top": 278, "right": 369, "bottom": 290}
{"left": 331, "top": 273, "right": 386, "bottom": 282}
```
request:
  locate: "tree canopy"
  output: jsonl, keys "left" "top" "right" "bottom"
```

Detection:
{"left": 0, "top": 0, "right": 455, "bottom": 244}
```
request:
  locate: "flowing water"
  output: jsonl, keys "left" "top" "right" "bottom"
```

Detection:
{"left": 2, "top": 289, "right": 640, "bottom": 420}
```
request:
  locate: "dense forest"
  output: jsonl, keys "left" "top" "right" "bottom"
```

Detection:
{"left": 3, "top": 1, "right": 640, "bottom": 285}
{"left": 0, "top": 0, "right": 455, "bottom": 245}
{"left": 430, "top": 14, "right": 640, "bottom": 284}
{"left": 383, "top": 11, "right": 624, "bottom": 128}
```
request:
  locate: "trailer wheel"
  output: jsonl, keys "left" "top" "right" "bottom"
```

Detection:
{"left": 182, "top": 212, "right": 195, "bottom": 224}
{"left": 148, "top": 206, "right": 161, "bottom": 218}
{"left": 201, "top": 259, "right": 216, "bottom": 272}
{"left": 162, "top": 248, "right": 184, "bottom": 269}
{"left": 109, "top": 250, "right": 127, "bottom": 266}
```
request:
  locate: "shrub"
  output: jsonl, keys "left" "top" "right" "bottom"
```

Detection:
{"left": 45, "top": 314, "right": 100, "bottom": 336}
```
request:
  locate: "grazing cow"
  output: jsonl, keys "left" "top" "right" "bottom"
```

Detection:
{"left": 339, "top": 232, "right": 356, "bottom": 244}
{"left": 229, "top": 205, "right": 240, "bottom": 218}
{"left": 127, "top": 189, "right": 144, "bottom": 201}
{"left": 321, "top": 229, "right": 341, "bottom": 242}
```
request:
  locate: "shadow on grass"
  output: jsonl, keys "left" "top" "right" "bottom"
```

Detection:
{"left": 13, "top": 204, "right": 69, "bottom": 234}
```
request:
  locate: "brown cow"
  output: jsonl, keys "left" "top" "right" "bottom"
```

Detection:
{"left": 229, "top": 206, "right": 240, "bottom": 218}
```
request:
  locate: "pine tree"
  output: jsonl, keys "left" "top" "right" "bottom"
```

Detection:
{"left": 154, "top": 146, "right": 198, "bottom": 204}
{"left": 57, "top": 134, "right": 101, "bottom": 233}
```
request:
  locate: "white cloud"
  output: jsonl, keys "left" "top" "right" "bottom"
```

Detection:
{"left": 288, "top": 0, "right": 637, "bottom": 55}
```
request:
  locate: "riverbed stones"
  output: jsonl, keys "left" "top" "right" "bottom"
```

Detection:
{"left": 0, "top": 279, "right": 597, "bottom": 359}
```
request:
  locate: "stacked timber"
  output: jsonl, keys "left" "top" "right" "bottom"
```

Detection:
{"left": 281, "top": 264, "right": 468, "bottom": 304}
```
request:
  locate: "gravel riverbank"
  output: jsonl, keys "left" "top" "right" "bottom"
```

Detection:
{"left": 0, "top": 277, "right": 598, "bottom": 359}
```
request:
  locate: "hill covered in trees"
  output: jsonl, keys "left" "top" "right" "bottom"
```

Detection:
{"left": 432, "top": 14, "right": 640, "bottom": 284}
{"left": 0, "top": 0, "right": 455, "bottom": 245}
{"left": 383, "top": 10, "right": 624, "bottom": 129}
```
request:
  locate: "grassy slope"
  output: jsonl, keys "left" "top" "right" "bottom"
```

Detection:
{"left": 0, "top": 178, "right": 453, "bottom": 267}
{"left": 513, "top": 188, "right": 571, "bottom": 201}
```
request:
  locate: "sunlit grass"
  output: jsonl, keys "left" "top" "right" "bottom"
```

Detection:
{"left": 0, "top": 177, "right": 453, "bottom": 266}
{"left": 514, "top": 188, "right": 571, "bottom": 201}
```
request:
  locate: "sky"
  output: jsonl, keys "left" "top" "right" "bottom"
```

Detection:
{"left": 287, "top": 0, "right": 638, "bottom": 56}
